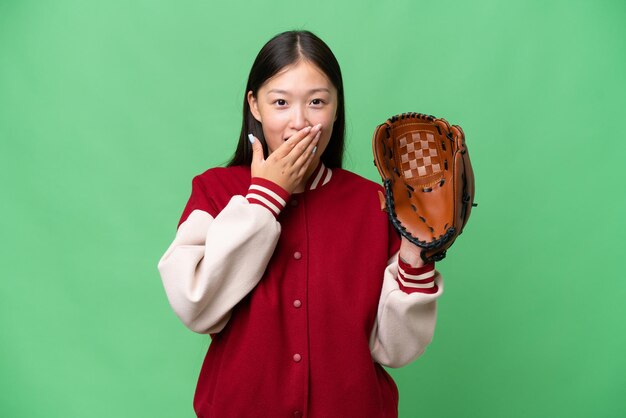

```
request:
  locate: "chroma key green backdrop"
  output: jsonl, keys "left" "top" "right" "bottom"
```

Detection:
{"left": 1, "top": 1, "right": 625, "bottom": 417}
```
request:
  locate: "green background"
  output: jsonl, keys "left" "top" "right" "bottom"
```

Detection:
{"left": 1, "top": 0, "right": 625, "bottom": 417}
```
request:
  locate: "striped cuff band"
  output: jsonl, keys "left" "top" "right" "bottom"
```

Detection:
{"left": 246, "top": 178, "right": 290, "bottom": 218}
{"left": 396, "top": 258, "right": 438, "bottom": 294}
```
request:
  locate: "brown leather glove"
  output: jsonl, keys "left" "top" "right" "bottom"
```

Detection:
{"left": 372, "top": 112, "right": 475, "bottom": 262}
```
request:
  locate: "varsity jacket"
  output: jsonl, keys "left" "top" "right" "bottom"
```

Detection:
{"left": 158, "top": 162, "right": 443, "bottom": 418}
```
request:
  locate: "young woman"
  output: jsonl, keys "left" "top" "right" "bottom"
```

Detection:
{"left": 158, "top": 30, "right": 442, "bottom": 418}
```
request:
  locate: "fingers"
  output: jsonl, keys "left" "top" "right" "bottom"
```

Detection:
{"left": 270, "top": 126, "right": 311, "bottom": 159}
{"left": 248, "top": 133, "right": 264, "bottom": 164}
{"left": 273, "top": 124, "right": 321, "bottom": 160}
{"left": 293, "top": 130, "right": 321, "bottom": 176}
{"left": 285, "top": 125, "right": 321, "bottom": 176}
{"left": 283, "top": 124, "right": 322, "bottom": 162}
{"left": 248, "top": 134, "right": 266, "bottom": 179}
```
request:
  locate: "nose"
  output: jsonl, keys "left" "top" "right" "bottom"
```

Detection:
{"left": 290, "top": 105, "right": 310, "bottom": 131}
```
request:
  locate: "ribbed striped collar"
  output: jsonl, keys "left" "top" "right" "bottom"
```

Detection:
{"left": 304, "top": 162, "right": 333, "bottom": 191}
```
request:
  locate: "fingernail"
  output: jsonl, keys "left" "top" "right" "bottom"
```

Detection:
{"left": 248, "top": 133, "right": 255, "bottom": 144}
{"left": 316, "top": 123, "right": 322, "bottom": 130}
{"left": 304, "top": 126, "right": 312, "bottom": 133}
{"left": 312, "top": 146, "right": 317, "bottom": 154}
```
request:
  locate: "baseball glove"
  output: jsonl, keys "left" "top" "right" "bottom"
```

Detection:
{"left": 372, "top": 112, "right": 475, "bottom": 263}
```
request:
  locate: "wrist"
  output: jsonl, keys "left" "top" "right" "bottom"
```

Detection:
{"left": 246, "top": 177, "right": 291, "bottom": 218}
{"left": 396, "top": 257, "right": 437, "bottom": 294}
{"left": 399, "top": 237, "right": 425, "bottom": 267}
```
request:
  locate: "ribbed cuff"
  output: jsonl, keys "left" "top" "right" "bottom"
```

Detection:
{"left": 246, "top": 178, "right": 290, "bottom": 218}
{"left": 396, "top": 258, "right": 437, "bottom": 294}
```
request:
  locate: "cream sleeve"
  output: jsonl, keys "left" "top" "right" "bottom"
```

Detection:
{"left": 157, "top": 193, "right": 283, "bottom": 334}
{"left": 369, "top": 253, "right": 444, "bottom": 368}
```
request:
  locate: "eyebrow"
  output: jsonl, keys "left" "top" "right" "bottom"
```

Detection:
{"left": 266, "top": 88, "right": 331, "bottom": 95}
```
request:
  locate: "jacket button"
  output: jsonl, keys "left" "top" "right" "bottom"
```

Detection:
{"left": 293, "top": 300, "right": 302, "bottom": 308}
{"left": 293, "top": 354, "right": 302, "bottom": 362}
{"left": 293, "top": 251, "right": 302, "bottom": 260}
{"left": 290, "top": 199, "right": 298, "bottom": 206}
{"left": 294, "top": 411, "right": 302, "bottom": 417}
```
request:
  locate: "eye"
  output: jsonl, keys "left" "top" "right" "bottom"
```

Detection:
{"left": 274, "top": 99, "right": 287, "bottom": 106}
{"left": 310, "top": 98, "right": 324, "bottom": 106}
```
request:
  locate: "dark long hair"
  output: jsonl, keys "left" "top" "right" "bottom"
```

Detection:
{"left": 228, "top": 30, "right": 345, "bottom": 168}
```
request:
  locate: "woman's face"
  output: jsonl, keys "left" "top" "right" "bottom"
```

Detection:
{"left": 248, "top": 60, "right": 338, "bottom": 157}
